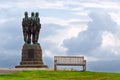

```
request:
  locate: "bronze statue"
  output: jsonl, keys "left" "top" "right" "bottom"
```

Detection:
{"left": 28, "top": 12, "right": 35, "bottom": 44}
{"left": 22, "top": 12, "right": 29, "bottom": 44}
{"left": 35, "top": 12, "right": 41, "bottom": 44}
{"left": 22, "top": 12, "right": 41, "bottom": 44}
{"left": 16, "top": 12, "right": 48, "bottom": 68}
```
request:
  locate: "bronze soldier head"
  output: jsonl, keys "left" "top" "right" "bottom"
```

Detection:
{"left": 24, "top": 11, "right": 28, "bottom": 17}
{"left": 31, "top": 12, "right": 34, "bottom": 17}
{"left": 35, "top": 12, "right": 39, "bottom": 17}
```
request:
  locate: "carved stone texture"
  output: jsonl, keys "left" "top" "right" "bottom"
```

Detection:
{"left": 15, "top": 44, "right": 48, "bottom": 68}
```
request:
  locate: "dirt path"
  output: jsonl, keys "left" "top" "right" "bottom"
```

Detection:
{"left": 0, "top": 68, "right": 52, "bottom": 74}
{"left": 0, "top": 70, "right": 19, "bottom": 74}
{"left": 0, "top": 68, "right": 20, "bottom": 74}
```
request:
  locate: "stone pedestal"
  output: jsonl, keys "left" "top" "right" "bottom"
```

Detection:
{"left": 15, "top": 44, "right": 48, "bottom": 68}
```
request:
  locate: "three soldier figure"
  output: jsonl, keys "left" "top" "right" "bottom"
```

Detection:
{"left": 22, "top": 12, "right": 41, "bottom": 44}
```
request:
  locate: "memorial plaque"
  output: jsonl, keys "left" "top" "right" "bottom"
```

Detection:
{"left": 28, "top": 49, "right": 34, "bottom": 60}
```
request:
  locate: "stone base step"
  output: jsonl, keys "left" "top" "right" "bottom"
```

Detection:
{"left": 15, "top": 65, "right": 48, "bottom": 68}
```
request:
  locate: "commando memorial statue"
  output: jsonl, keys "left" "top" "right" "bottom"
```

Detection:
{"left": 15, "top": 12, "right": 48, "bottom": 68}
{"left": 22, "top": 12, "right": 41, "bottom": 44}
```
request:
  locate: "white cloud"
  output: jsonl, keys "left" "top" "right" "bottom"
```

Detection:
{"left": 72, "top": 11, "right": 89, "bottom": 17}
{"left": 101, "top": 31, "right": 116, "bottom": 48}
{"left": 42, "top": 17, "right": 87, "bottom": 45}
{"left": 0, "top": 18, "right": 14, "bottom": 24}
{"left": 101, "top": 31, "right": 120, "bottom": 55}
{"left": 41, "top": 16, "right": 88, "bottom": 60}
{"left": 41, "top": 17, "right": 68, "bottom": 26}
{"left": 41, "top": 16, "right": 90, "bottom": 28}
{"left": 76, "top": 1, "right": 120, "bottom": 10}
{"left": 0, "top": 19, "right": 8, "bottom": 24}
{"left": 85, "top": 56, "right": 99, "bottom": 62}
{"left": 0, "top": 0, "right": 68, "bottom": 9}
{"left": 43, "top": 50, "right": 53, "bottom": 58}
{"left": 100, "top": 1, "right": 120, "bottom": 10}
{"left": 0, "top": 4, "right": 11, "bottom": 8}
{"left": 109, "top": 12, "right": 120, "bottom": 26}
{"left": 68, "top": 18, "right": 90, "bottom": 23}
{"left": 0, "top": 0, "right": 120, "bottom": 10}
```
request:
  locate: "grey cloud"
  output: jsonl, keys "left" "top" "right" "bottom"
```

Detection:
{"left": 88, "top": 60, "right": 120, "bottom": 72}
{"left": 0, "top": 51, "right": 20, "bottom": 68}
{"left": 63, "top": 30, "right": 102, "bottom": 55}
{"left": 0, "top": 19, "right": 22, "bottom": 50}
{"left": 63, "top": 10, "right": 118, "bottom": 55}
{"left": 41, "top": 40, "right": 64, "bottom": 56}
{"left": 40, "top": 24, "right": 64, "bottom": 38}
{"left": 63, "top": 10, "right": 120, "bottom": 71}
{"left": 0, "top": 13, "right": 22, "bottom": 67}
{"left": 88, "top": 11, "right": 117, "bottom": 33}
{"left": 43, "top": 56, "right": 53, "bottom": 68}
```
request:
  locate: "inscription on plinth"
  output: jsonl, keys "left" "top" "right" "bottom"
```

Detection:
{"left": 28, "top": 49, "right": 34, "bottom": 61}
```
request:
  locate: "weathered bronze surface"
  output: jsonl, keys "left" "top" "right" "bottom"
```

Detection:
{"left": 22, "top": 12, "right": 41, "bottom": 44}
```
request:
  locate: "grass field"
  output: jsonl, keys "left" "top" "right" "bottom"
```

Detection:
{"left": 0, "top": 70, "right": 120, "bottom": 80}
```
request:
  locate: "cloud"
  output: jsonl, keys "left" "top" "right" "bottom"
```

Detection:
{"left": 87, "top": 11, "right": 118, "bottom": 33}
{"left": 0, "top": 16, "right": 22, "bottom": 68}
{"left": 40, "top": 24, "right": 64, "bottom": 38}
{"left": 41, "top": 17, "right": 68, "bottom": 26}
{"left": 62, "top": 9, "right": 120, "bottom": 71}
{"left": 0, "top": 19, "right": 11, "bottom": 24}
{"left": 0, "top": 0, "right": 68, "bottom": 10}
{"left": 88, "top": 60, "right": 120, "bottom": 72}
{"left": 43, "top": 56, "right": 53, "bottom": 68}
{"left": 109, "top": 12, "right": 120, "bottom": 26}
{"left": 0, "top": 50, "right": 20, "bottom": 68}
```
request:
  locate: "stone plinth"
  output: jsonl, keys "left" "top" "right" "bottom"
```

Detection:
{"left": 15, "top": 44, "right": 48, "bottom": 68}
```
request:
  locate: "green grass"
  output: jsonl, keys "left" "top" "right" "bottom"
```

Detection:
{"left": 0, "top": 70, "right": 120, "bottom": 80}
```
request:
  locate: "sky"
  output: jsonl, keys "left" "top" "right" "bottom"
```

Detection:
{"left": 0, "top": 0, "right": 120, "bottom": 72}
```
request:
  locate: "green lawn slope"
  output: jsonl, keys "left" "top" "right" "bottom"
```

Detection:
{"left": 0, "top": 70, "right": 120, "bottom": 80}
